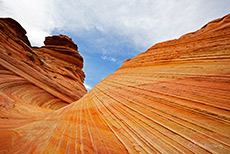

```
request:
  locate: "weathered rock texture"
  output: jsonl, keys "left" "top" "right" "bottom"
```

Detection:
{"left": 0, "top": 18, "right": 87, "bottom": 130}
{"left": 44, "top": 34, "right": 78, "bottom": 50}
{"left": 0, "top": 14, "right": 230, "bottom": 153}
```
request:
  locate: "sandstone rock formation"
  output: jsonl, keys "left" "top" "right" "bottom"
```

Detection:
{"left": 0, "top": 14, "right": 230, "bottom": 153}
{"left": 44, "top": 34, "right": 78, "bottom": 50}
{"left": 0, "top": 18, "right": 87, "bottom": 130}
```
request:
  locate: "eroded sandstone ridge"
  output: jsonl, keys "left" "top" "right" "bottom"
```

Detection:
{"left": 0, "top": 15, "right": 230, "bottom": 153}
{"left": 0, "top": 18, "right": 87, "bottom": 131}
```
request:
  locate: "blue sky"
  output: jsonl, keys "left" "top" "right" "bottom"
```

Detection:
{"left": 1, "top": 0, "right": 229, "bottom": 91}
{"left": 60, "top": 29, "right": 140, "bottom": 90}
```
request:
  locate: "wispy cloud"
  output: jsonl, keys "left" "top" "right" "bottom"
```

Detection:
{"left": 1, "top": 0, "right": 229, "bottom": 89}
{"left": 101, "top": 55, "right": 117, "bottom": 62}
{"left": 1, "top": 0, "right": 229, "bottom": 49}
{"left": 101, "top": 48, "right": 117, "bottom": 63}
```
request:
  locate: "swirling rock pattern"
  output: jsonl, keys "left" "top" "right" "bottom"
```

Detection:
{"left": 0, "top": 18, "right": 86, "bottom": 132}
{"left": 0, "top": 15, "right": 230, "bottom": 153}
{"left": 0, "top": 18, "right": 86, "bottom": 103}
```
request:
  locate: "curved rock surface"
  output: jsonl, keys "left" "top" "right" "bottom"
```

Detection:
{"left": 0, "top": 15, "right": 230, "bottom": 153}
{"left": 0, "top": 18, "right": 87, "bottom": 130}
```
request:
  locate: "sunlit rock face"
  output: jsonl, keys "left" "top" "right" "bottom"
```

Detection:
{"left": 0, "top": 14, "right": 230, "bottom": 153}
{"left": 0, "top": 18, "right": 87, "bottom": 130}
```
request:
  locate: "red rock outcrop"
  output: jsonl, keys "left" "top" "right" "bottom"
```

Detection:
{"left": 44, "top": 34, "right": 78, "bottom": 50}
{"left": 0, "top": 18, "right": 87, "bottom": 129}
{"left": 0, "top": 15, "right": 230, "bottom": 153}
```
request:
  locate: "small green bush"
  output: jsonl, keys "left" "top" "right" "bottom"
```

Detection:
{"left": 26, "top": 54, "right": 35, "bottom": 61}
{"left": 8, "top": 52, "right": 12, "bottom": 56}
{"left": 40, "top": 60, "right": 44, "bottom": 66}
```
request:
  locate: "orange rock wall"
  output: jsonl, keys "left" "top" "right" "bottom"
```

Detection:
{"left": 0, "top": 18, "right": 87, "bottom": 104}
{"left": 0, "top": 15, "right": 230, "bottom": 153}
{"left": 0, "top": 18, "right": 87, "bottom": 133}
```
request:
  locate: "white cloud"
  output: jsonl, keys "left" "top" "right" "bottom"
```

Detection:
{"left": 101, "top": 55, "right": 117, "bottom": 62}
{"left": 1, "top": 0, "right": 229, "bottom": 90}
{"left": 0, "top": 0, "right": 229, "bottom": 50}
{"left": 0, "top": 0, "right": 62, "bottom": 46}
{"left": 84, "top": 83, "right": 92, "bottom": 91}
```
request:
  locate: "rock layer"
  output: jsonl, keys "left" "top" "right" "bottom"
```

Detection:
{"left": 0, "top": 15, "right": 230, "bottom": 153}
{"left": 0, "top": 18, "right": 86, "bottom": 104}
{"left": 0, "top": 18, "right": 87, "bottom": 129}
{"left": 44, "top": 34, "right": 78, "bottom": 50}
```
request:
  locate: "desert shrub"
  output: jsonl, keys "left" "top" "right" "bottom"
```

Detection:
{"left": 26, "top": 54, "right": 35, "bottom": 61}
{"left": 40, "top": 60, "right": 44, "bottom": 66}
